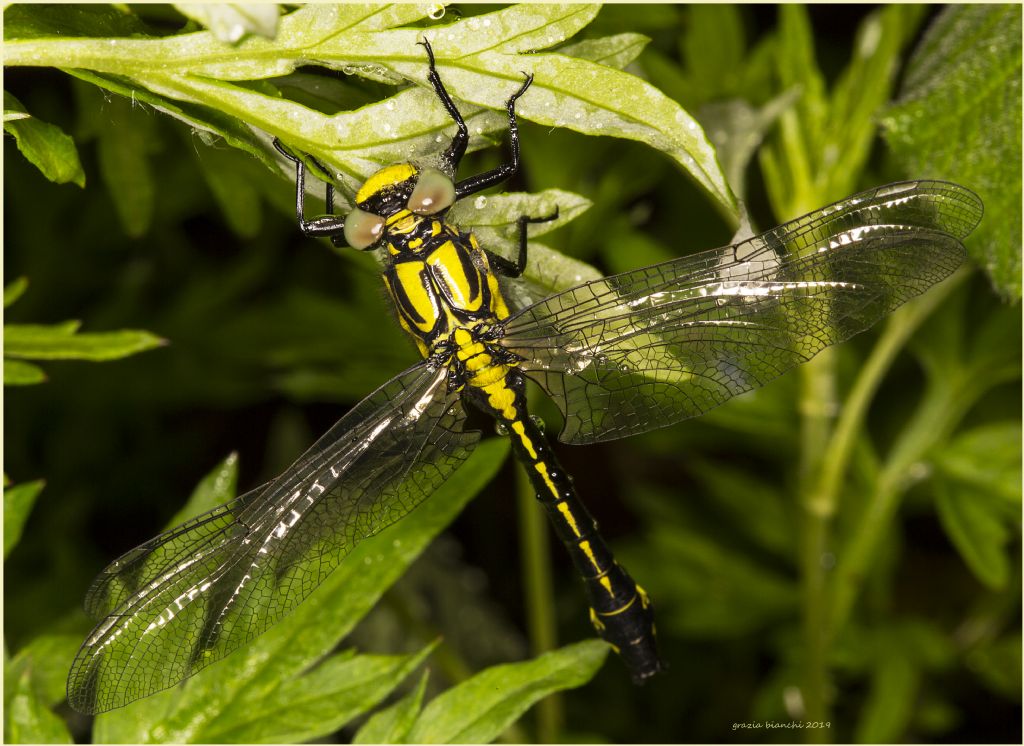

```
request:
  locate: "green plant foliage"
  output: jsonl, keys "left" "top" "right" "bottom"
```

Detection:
{"left": 6, "top": 669, "right": 73, "bottom": 744}
{"left": 4, "top": 3, "right": 738, "bottom": 225}
{"left": 882, "top": 4, "right": 1023, "bottom": 301}
{"left": 761, "top": 4, "right": 926, "bottom": 217}
{"left": 3, "top": 4, "right": 1020, "bottom": 744}
{"left": 353, "top": 669, "right": 429, "bottom": 744}
{"left": 162, "top": 452, "right": 239, "bottom": 528}
{"left": 4, "top": 324, "right": 165, "bottom": 362}
{"left": 933, "top": 423, "right": 1021, "bottom": 589}
{"left": 4, "top": 277, "right": 29, "bottom": 308}
{"left": 3, "top": 91, "right": 85, "bottom": 188}
{"left": 3, "top": 480, "right": 45, "bottom": 559}
{"left": 404, "top": 640, "right": 608, "bottom": 744}
{"left": 93, "top": 440, "right": 509, "bottom": 743}
{"left": 3, "top": 278, "right": 165, "bottom": 385}
{"left": 173, "top": 3, "right": 280, "bottom": 43}
{"left": 4, "top": 634, "right": 82, "bottom": 708}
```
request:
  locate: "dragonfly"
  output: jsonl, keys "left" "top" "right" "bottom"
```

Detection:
{"left": 67, "top": 39, "right": 983, "bottom": 715}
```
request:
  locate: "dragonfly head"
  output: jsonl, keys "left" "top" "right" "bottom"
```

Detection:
{"left": 344, "top": 163, "right": 456, "bottom": 250}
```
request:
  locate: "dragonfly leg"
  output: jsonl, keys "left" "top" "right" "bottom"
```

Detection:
{"left": 487, "top": 209, "right": 559, "bottom": 278}
{"left": 452, "top": 74, "right": 534, "bottom": 200}
{"left": 272, "top": 138, "right": 347, "bottom": 247}
{"left": 420, "top": 38, "right": 470, "bottom": 175}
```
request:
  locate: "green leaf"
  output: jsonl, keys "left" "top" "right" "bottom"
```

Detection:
{"left": 5, "top": 4, "right": 738, "bottom": 221}
{"left": 163, "top": 453, "right": 239, "bottom": 529}
{"left": 4, "top": 323, "right": 165, "bottom": 361}
{"left": 558, "top": 33, "right": 650, "bottom": 71}
{"left": 698, "top": 88, "right": 798, "bottom": 200}
{"left": 4, "top": 669, "right": 72, "bottom": 744}
{"left": 96, "top": 94, "right": 157, "bottom": 237}
{"left": 934, "top": 479, "right": 1011, "bottom": 589}
{"left": 681, "top": 5, "right": 746, "bottom": 100}
{"left": 686, "top": 458, "right": 793, "bottom": 559}
{"left": 406, "top": 640, "right": 609, "bottom": 744}
{"left": 194, "top": 146, "right": 264, "bottom": 238}
{"left": 933, "top": 422, "right": 1022, "bottom": 503}
{"left": 825, "top": 4, "right": 925, "bottom": 195}
{"left": 353, "top": 669, "right": 429, "bottom": 745}
{"left": 4, "top": 277, "right": 29, "bottom": 309}
{"left": 173, "top": 3, "right": 280, "bottom": 43}
{"left": 3, "top": 3, "right": 148, "bottom": 40}
{"left": 4, "top": 480, "right": 44, "bottom": 560}
{"left": 5, "top": 634, "right": 82, "bottom": 708}
{"left": 3, "top": 91, "right": 85, "bottom": 187}
{"left": 440, "top": 50, "right": 737, "bottom": 221}
{"left": 762, "top": 5, "right": 920, "bottom": 217}
{"left": 968, "top": 634, "right": 1022, "bottom": 700}
{"left": 4, "top": 360, "right": 46, "bottom": 386}
{"left": 206, "top": 644, "right": 436, "bottom": 743}
{"left": 882, "top": 4, "right": 1023, "bottom": 300}
{"left": 761, "top": 3, "right": 826, "bottom": 214}
{"left": 94, "top": 439, "right": 509, "bottom": 744}
{"left": 622, "top": 520, "right": 798, "bottom": 637}
{"left": 70, "top": 68, "right": 278, "bottom": 169}
{"left": 854, "top": 650, "right": 918, "bottom": 743}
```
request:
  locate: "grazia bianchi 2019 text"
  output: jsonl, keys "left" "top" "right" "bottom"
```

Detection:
{"left": 732, "top": 721, "right": 830, "bottom": 731}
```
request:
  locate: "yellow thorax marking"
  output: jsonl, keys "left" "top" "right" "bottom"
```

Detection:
{"left": 429, "top": 241, "right": 481, "bottom": 311}
{"left": 357, "top": 164, "right": 418, "bottom": 204}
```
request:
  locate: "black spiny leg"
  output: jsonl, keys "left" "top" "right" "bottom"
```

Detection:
{"left": 419, "top": 38, "right": 534, "bottom": 200}
{"left": 454, "top": 72, "right": 534, "bottom": 201}
{"left": 272, "top": 139, "right": 347, "bottom": 246}
{"left": 487, "top": 209, "right": 559, "bottom": 278}
{"left": 420, "top": 39, "right": 470, "bottom": 175}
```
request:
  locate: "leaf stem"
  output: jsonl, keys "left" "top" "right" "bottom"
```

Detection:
{"left": 797, "top": 349, "right": 837, "bottom": 740}
{"left": 811, "top": 270, "right": 968, "bottom": 520}
{"left": 798, "top": 271, "right": 969, "bottom": 738}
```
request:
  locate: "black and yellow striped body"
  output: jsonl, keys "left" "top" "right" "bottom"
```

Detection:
{"left": 380, "top": 208, "right": 509, "bottom": 357}
{"left": 459, "top": 355, "right": 661, "bottom": 680}
{"left": 288, "top": 42, "right": 663, "bottom": 680}
{"left": 375, "top": 200, "right": 661, "bottom": 680}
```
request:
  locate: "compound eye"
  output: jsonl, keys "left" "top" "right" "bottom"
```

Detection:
{"left": 343, "top": 208, "right": 386, "bottom": 250}
{"left": 408, "top": 169, "right": 456, "bottom": 215}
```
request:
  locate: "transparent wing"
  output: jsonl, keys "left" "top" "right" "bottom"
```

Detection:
{"left": 500, "top": 181, "right": 983, "bottom": 444}
{"left": 68, "top": 362, "right": 478, "bottom": 714}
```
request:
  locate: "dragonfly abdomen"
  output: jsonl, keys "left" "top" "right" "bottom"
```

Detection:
{"left": 463, "top": 361, "right": 663, "bottom": 682}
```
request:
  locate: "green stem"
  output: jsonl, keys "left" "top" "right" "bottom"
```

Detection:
{"left": 516, "top": 462, "right": 562, "bottom": 743}
{"left": 797, "top": 350, "right": 837, "bottom": 742}
{"left": 824, "top": 271, "right": 971, "bottom": 640}
{"left": 828, "top": 373, "right": 971, "bottom": 639}
{"left": 797, "top": 270, "right": 968, "bottom": 738}
{"left": 810, "top": 270, "right": 967, "bottom": 518}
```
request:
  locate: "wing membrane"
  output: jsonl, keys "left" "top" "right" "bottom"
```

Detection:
{"left": 68, "top": 362, "right": 478, "bottom": 714}
{"left": 500, "top": 181, "right": 982, "bottom": 444}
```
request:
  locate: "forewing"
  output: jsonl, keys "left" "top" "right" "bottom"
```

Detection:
{"left": 68, "top": 362, "right": 479, "bottom": 714}
{"left": 500, "top": 181, "right": 983, "bottom": 444}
